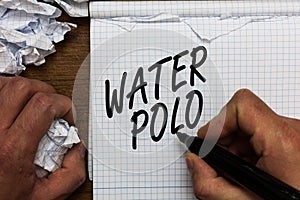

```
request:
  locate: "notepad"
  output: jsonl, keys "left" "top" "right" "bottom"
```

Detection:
{"left": 89, "top": 1, "right": 300, "bottom": 199}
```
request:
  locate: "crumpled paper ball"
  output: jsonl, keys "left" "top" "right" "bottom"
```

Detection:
{"left": 34, "top": 118, "right": 80, "bottom": 178}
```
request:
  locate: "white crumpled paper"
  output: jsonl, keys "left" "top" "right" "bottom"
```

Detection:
{"left": 0, "top": 0, "right": 76, "bottom": 75}
{"left": 34, "top": 119, "right": 80, "bottom": 178}
{"left": 43, "top": 0, "right": 89, "bottom": 17}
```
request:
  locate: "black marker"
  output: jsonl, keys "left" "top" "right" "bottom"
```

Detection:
{"left": 176, "top": 132, "right": 300, "bottom": 200}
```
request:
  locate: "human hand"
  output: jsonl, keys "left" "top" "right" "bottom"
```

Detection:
{"left": 185, "top": 89, "right": 300, "bottom": 200}
{"left": 0, "top": 77, "right": 86, "bottom": 200}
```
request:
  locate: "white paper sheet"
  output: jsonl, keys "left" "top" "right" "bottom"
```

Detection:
{"left": 90, "top": 1, "right": 300, "bottom": 199}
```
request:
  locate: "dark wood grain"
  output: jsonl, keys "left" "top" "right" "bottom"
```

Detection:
{"left": 22, "top": 11, "right": 92, "bottom": 200}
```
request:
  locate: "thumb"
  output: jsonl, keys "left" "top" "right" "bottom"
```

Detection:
{"left": 33, "top": 143, "right": 86, "bottom": 200}
{"left": 185, "top": 152, "right": 258, "bottom": 200}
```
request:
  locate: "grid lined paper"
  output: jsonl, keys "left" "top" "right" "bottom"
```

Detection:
{"left": 90, "top": 1, "right": 300, "bottom": 199}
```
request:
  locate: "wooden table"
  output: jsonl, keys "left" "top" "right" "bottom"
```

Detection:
{"left": 22, "top": 12, "right": 92, "bottom": 200}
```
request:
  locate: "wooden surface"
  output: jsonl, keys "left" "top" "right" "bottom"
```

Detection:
{"left": 22, "top": 12, "right": 92, "bottom": 200}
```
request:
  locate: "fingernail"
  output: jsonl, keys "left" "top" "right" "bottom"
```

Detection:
{"left": 79, "top": 143, "right": 86, "bottom": 158}
{"left": 185, "top": 157, "right": 194, "bottom": 173}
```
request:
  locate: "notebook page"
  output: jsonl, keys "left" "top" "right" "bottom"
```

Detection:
{"left": 90, "top": 1, "right": 300, "bottom": 199}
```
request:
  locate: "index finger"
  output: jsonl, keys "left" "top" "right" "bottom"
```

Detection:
{"left": 198, "top": 89, "right": 284, "bottom": 156}
{"left": 0, "top": 77, "right": 56, "bottom": 131}
{"left": 8, "top": 92, "right": 74, "bottom": 158}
